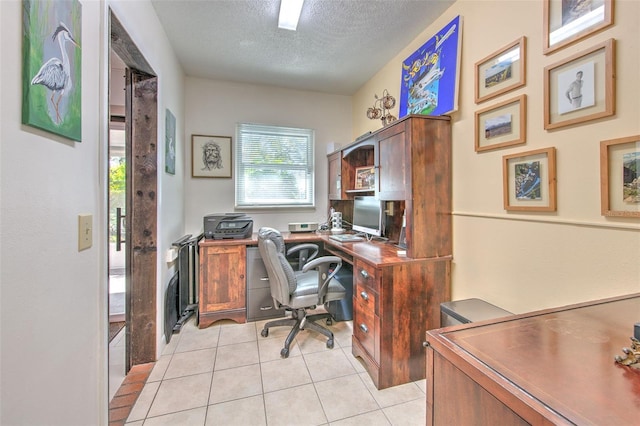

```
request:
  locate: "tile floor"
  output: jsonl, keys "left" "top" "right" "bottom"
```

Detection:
{"left": 122, "top": 314, "right": 426, "bottom": 425}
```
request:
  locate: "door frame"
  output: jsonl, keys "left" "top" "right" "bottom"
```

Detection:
{"left": 110, "top": 10, "right": 158, "bottom": 372}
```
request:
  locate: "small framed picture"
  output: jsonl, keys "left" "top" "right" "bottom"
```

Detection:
{"left": 475, "top": 37, "right": 526, "bottom": 104}
{"left": 544, "top": 39, "right": 615, "bottom": 130}
{"left": 475, "top": 95, "right": 527, "bottom": 153}
{"left": 543, "top": 0, "right": 614, "bottom": 55}
{"left": 192, "top": 135, "right": 232, "bottom": 178}
{"left": 354, "top": 166, "right": 375, "bottom": 190}
{"left": 503, "top": 147, "right": 557, "bottom": 212}
{"left": 600, "top": 135, "right": 640, "bottom": 217}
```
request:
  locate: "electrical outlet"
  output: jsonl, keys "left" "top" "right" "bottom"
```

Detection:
{"left": 78, "top": 214, "right": 92, "bottom": 251}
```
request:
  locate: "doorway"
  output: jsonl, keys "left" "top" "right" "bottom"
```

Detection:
{"left": 108, "top": 10, "right": 159, "bottom": 405}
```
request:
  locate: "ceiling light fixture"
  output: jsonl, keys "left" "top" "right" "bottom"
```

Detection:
{"left": 278, "top": 0, "right": 304, "bottom": 31}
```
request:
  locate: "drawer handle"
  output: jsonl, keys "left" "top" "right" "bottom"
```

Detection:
{"left": 360, "top": 269, "right": 369, "bottom": 279}
{"left": 359, "top": 323, "right": 369, "bottom": 333}
{"left": 360, "top": 291, "right": 369, "bottom": 301}
{"left": 260, "top": 306, "right": 273, "bottom": 311}
{"left": 260, "top": 277, "right": 269, "bottom": 281}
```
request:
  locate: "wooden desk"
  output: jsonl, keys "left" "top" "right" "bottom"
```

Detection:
{"left": 424, "top": 293, "right": 640, "bottom": 425}
{"left": 200, "top": 232, "right": 451, "bottom": 389}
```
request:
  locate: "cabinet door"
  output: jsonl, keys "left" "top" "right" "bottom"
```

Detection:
{"left": 200, "top": 244, "right": 246, "bottom": 313}
{"left": 377, "top": 124, "right": 406, "bottom": 200}
{"left": 328, "top": 152, "right": 342, "bottom": 200}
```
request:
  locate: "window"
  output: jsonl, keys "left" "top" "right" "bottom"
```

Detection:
{"left": 236, "top": 123, "right": 315, "bottom": 208}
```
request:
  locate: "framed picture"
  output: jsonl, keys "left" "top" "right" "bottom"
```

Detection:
{"left": 192, "top": 135, "right": 232, "bottom": 178}
{"left": 475, "top": 95, "right": 527, "bottom": 153}
{"left": 354, "top": 166, "right": 375, "bottom": 190}
{"left": 165, "top": 109, "right": 176, "bottom": 175}
{"left": 475, "top": 37, "right": 526, "bottom": 104}
{"left": 600, "top": 135, "right": 640, "bottom": 217}
{"left": 22, "top": 0, "right": 82, "bottom": 141}
{"left": 543, "top": 0, "right": 614, "bottom": 55}
{"left": 544, "top": 39, "right": 615, "bottom": 130}
{"left": 503, "top": 147, "right": 557, "bottom": 212}
{"left": 399, "top": 15, "right": 462, "bottom": 117}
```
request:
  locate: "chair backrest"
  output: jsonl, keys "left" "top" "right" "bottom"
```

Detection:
{"left": 258, "top": 227, "right": 297, "bottom": 306}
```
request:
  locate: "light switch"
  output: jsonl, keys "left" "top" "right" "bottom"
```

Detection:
{"left": 78, "top": 214, "right": 92, "bottom": 251}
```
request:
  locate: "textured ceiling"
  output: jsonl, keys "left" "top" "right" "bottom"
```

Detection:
{"left": 150, "top": 0, "right": 455, "bottom": 95}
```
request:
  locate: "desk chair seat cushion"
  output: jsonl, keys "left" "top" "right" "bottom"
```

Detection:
{"left": 290, "top": 270, "right": 346, "bottom": 309}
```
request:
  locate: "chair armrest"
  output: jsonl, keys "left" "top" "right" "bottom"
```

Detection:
{"left": 302, "top": 256, "right": 343, "bottom": 301}
{"left": 287, "top": 243, "right": 319, "bottom": 266}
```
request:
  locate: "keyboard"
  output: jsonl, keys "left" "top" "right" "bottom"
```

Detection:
{"left": 329, "top": 234, "right": 364, "bottom": 242}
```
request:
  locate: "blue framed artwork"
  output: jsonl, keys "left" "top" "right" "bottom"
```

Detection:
{"left": 22, "top": 0, "right": 82, "bottom": 141}
{"left": 165, "top": 109, "right": 176, "bottom": 175}
{"left": 399, "top": 15, "right": 462, "bottom": 118}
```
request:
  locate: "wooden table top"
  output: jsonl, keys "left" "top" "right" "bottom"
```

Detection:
{"left": 428, "top": 293, "right": 640, "bottom": 424}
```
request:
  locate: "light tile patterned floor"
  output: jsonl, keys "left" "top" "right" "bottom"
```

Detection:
{"left": 125, "top": 315, "right": 426, "bottom": 425}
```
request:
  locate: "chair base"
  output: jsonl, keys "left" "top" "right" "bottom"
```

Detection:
{"left": 261, "top": 309, "right": 335, "bottom": 358}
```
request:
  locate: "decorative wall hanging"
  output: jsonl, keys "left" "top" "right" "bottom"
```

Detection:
{"left": 399, "top": 15, "right": 462, "bottom": 117}
{"left": 22, "top": 0, "right": 82, "bottom": 141}
{"left": 192, "top": 135, "right": 232, "bottom": 178}
{"left": 503, "top": 147, "right": 557, "bottom": 212}
{"left": 543, "top": 0, "right": 614, "bottom": 55}
{"left": 475, "top": 37, "right": 526, "bottom": 104}
{"left": 600, "top": 135, "right": 640, "bottom": 217}
{"left": 366, "top": 90, "right": 396, "bottom": 126}
{"left": 544, "top": 39, "right": 615, "bottom": 130}
{"left": 475, "top": 95, "right": 527, "bottom": 153}
{"left": 165, "top": 109, "right": 176, "bottom": 175}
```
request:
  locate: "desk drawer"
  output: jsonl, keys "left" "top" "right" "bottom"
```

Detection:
{"left": 355, "top": 260, "right": 379, "bottom": 293}
{"left": 353, "top": 300, "right": 379, "bottom": 361}
{"left": 247, "top": 247, "right": 270, "bottom": 289}
{"left": 355, "top": 282, "right": 378, "bottom": 315}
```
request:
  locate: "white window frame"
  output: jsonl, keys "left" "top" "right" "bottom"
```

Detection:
{"left": 235, "top": 123, "right": 315, "bottom": 209}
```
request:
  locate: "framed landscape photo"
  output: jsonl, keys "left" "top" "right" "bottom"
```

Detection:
{"left": 544, "top": 39, "right": 615, "bottom": 130}
{"left": 600, "top": 135, "right": 640, "bottom": 217}
{"left": 475, "top": 37, "right": 526, "bottom": 104}
{"left": 543, "top": 0, "right": 614, "bottom": 55}
{"left": 503, "top": 147, "right": 557, "bottom": 212}
{"left": 354, "top": 166, "right": 375, "bottom": 190}
{"left": 192, "top": 135, "right": 232, "bottom": 178}
{"left": 475, "top": 95, "right": 527, "bottom": 153}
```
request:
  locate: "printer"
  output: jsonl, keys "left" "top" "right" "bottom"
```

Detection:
{"left": 203, "top": 213, "right": 253, "bottom": 240}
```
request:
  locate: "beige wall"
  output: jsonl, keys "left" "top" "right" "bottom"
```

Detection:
{"left": 353, "top": 0, "right": 640, "bottom": 313}
{"left": 183, "top": 77, "right": 352, "bottom": 235}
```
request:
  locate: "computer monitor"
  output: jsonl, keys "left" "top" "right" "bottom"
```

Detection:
{"left": 352, "top": 195, "right": 383, "bottom": 237}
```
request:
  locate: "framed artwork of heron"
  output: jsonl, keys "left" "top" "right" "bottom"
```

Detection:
{"left": 22, "top": 0, "right": 82, "bottom": 141}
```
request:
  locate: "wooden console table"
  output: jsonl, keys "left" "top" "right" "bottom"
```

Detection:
{"left": 424, "top": 293, "right": 640, "bottom": 425}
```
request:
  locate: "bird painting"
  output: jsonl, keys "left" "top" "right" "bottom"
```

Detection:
{"left": 31, "top": 21, "right": 80, "bottom": 125}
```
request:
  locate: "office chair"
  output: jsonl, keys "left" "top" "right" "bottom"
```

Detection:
{"left": 257, "top": 227, "right": 346, "bottom": 358}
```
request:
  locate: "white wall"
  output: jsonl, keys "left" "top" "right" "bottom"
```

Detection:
{"left": 184, "top": 77, "right": 352, "bottom": 235}
{"left": 352, "top": 0, "right": 640, "bottom": 313}
{"left": 0, "top": 0, "right": 185, "bottom": 424}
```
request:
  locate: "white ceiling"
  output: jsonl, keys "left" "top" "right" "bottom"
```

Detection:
{"left": 150, "top": 0, "right": 455, "bottom": 95}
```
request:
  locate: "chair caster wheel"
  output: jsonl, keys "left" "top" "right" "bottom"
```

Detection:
{"left": 326, "top": 339, "right": 334, "bottom": 349}
{"left": 280, "top": 348, "right": 290, "bottom": 358}
{"left": 261, "top": 329, "right": 269, "bottom": 338}
{"left": 326, "top": 318, "right": 333, "bottom": 326}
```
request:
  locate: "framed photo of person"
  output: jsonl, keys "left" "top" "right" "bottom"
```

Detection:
{"left": 543, "top": 0, "right": 614, "bottom": 55}
{"left": 192, "top": 135, "right": 232, "bottom": 178}
{"left": 354, "top": 166, "right": 375, "bottom": 190}
{"left": 475, "top": 37, "right": 526, "bottom": 104}
{"left": 543, "top": 39, "right": 615, "bottom": 130}
{"left": 600, "top": 135, "right": 640, "bottom": 217}
{"left": 503, "top": 147, "right": 557, "bottom": 212}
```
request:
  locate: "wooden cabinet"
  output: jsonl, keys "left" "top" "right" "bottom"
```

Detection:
{"left": 330, "top": 115, "right": 451, "bottom": 259}
{"left": 349, "top": 254, "right": 451, "bottom": 389}
{"left": 425, "top": 294, "right": 640, "bottom": 425}
{"left": 198, "top": 242, "right": 246, "bottom": 328}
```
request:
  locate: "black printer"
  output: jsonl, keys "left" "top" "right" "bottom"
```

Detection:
{"left": 203, "top": 213, "right": 253, "bottom": 239}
